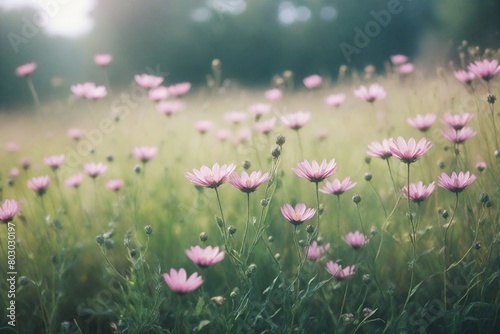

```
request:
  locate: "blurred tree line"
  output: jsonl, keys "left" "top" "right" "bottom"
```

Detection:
{"left": 0, "top": 0, "right": 499, "bottom": 108}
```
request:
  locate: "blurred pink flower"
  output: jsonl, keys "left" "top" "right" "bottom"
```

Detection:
{"left": 325, "top": 93, "right": 346, "bottom": 107}
{"left": 438, "top": 171, "right": 476, "bottom": 193}
{"left": 134, "top": 74, "right": 164, "bottom": 90}
{"left": 265, "top": 88, "right": 282, "bottom": 101}
{"left": 354, "top": 84, "right": 386, "bottom": 103}
{"left": 6, "top": 142, "right": 20, "bottom": 152}
{"left": 83, "top": 162, "right": 108, "bottom": 178}
{"left": 67, "top": 128, "right": 82, "bottom": 141}
{"left": 303, "top": 74, "right": 323, "bottom": 89}
{"left": 65, "top": 174, "right": 84, "bottom": 188}
{"left": 44, "top": 154, "right": 65, "bottom": 170}
{"left": 15, "top": 62, "right": 37, "bottom": 77}
{"left": 343, "top": 231, "right": 367, "bottom": 249}
{"left": 20, "top": 158, "right": 31, "bottom": 170}
{"left": 407, "top": 114, "right": 436, "bottom": 132}
{"left": 454, "top": 70, "right": 476, "bottom": 85}
{"left": 326, "top": 261, "right": 356, "bottom": 280}
{"left": 389, "top": 137, "right": 432, "bottom": 164}
{"left": 254, "top": 118, "right": 276, "bottom": 135}
{"left": 186, "top": 245, "right": 225, "bottom": 267}
{"left": 106, "top": 179, "right": 124, "bottom": 192}
{"left": 228, "top": 171, "right": 270, "bottom": 193}
{"left": 0, "top": 199, "right": 20, "bottom": 223}
{"left": 94, "top": 54, "right": 112, "bottom": 67}
{"left": 148, "top": 86, "right": 170, "bottom": 102}
{"left": 71, "top": 82, "right": 107, "bottom": 100}
{"left": 216, "top": 129, "right": 231, "bottom": 142}
{"left": 441, "top": 113, "right": 473, "bottom": 130}
{"left": 194, "top": 120, "right": 215, "bottom": 134}
{"left": 441, "top": 127, "right": 476, "bottom": 144}
{"left": 398, "top": 63, "right": 414, "bottom": 75}
{"left": 9, "top": 168, "right": 20, "bottom": 178}
{"left": 367, "top": 139, "right": 393, "bottom": 160}
{"left": 28, "top": 175, "right": 50, "bottom": 196}
{"left": 320, "top": 177, "right": 357, "bottom": 196}
{"left": 133, "top": 146, "right": 158, "bottom": 163}
{"left": 402, "top": 181, "right": 435, "bottom": 203}
{"left": 317, "top": 129, "right": 328, "bottom": 141}
{"left": 293, "top": 159, "right": 337, "bottom": 183}
{"left": 224, "top": 111, "right": 248, "bottom": 125}
{"left": 468, "top": 59, "right": 500, "bottom": 81}
{"left": 157, "top": 100, "right": 184, "bottom": 116}
{"left": 280, "top": 203, "right": 316, "bottom": 226}
{"left": 249, "top": 103, "right": 271, "bottom": 120}
{"left": 280, "top": 111, "right": 311, "bottom": 130}
{"left": 476, "top": 161, "right": 487, "bottom": 173}
{"left": 163, "top": 268, "right": 203, "bottom": 294}
{"left": 186, "top": 163, "right": 236, "bottom": 189}
{"left": 167, "top": 82, "right": 191, "bottom": 97}
{"left": 390, "top": 54, "right": 408, "bottom": 65}
{"left": 236, "top": 128, "right": 252, "bottom": 144}
{"left": 306, "top": 241, "right": 330, "bottom": 261}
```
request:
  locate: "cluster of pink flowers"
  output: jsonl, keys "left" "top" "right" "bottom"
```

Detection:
{"left": 71, "top": 82, "right": 107, "bottom": 100}
{"left": 441, "top": 113, "right": 476, "bottom": 144}
{"left": 390, "top": 54, "right": 414, "bottom": 76}
{"left": 0, "top": 199, "right": 20, "bottom": 224}
{"left": 454, "top": 59, "right": 500, "bottom": 85}
{"left": 407, "top": 114, "right": 436, "bottom": 132}
{"left": 303, "top": 74, "right": 322, "bottom": 89}
{"left": 354, "top": 83, "right": 386, "bottom": 103}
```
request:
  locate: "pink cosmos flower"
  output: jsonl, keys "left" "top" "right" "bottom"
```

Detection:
{"left": 20, "top": 158, "right": 31, "bottom": 170}
{"left": 44, "top": 154, "right": 65, "bottom": 170}
{"left": 280, "top": 203, "right": 316, "bottom": 226}
{"left": 389, "top": 137, "right": 432, "bottom": 164}
{"left": 454, "top": 70, "right": 476, "bottom": 85}
{"left": 343, "top": 231, "right": 367, "bottom": 249}
{"left": 280, "top": 111, "right": 311, "bottom": 130}
{"left": 325, "top": 93, "right": 346, "bottom": 107}
{"left": 441, "top": 127, "right": 476, "bottom": 144}
{"left": 326, "top": 261, "right": 356, "bottom": 280}
{"left": 438, "top": 171, "right": 476, "bottom": 193}
{"left": 16, "top": 62, "right": 37, "bottom": 77}
{"left": 407, "top": 114, "right": 437, "bottom": 132}
{"left": 185, "top": 245, "right": 225, "bottom": 267}
{"left": 354, "top": 84, "right": 386, "bottom": 103}
{"left": 133, "top": 146, "right": 158, "bottom": 163}
{"left": 167, "top": 82, "right": 191, "bottom": 97}
{"left": 106, "top": 179, "right": 124, "bottom": 192}
{"left": 317, "top": 129, "right": 328, "bottom": 141}
{"left": 194, "top": 120, "right": 215, "bottom": 134}
{"left": 228, "top": 171, "right": 270, "bottom": 193}
{"left": 134, "top": 74, "right": 164, "bottom": 90}
{"left": 398, "top": 63, "right": 414, "bottom": 75}
{"left": 6, "top": 142, "right": 20, "bottom": 152}
{"left": 157, "top": 100, "right": 184, "bottom": 116}
{"left": 94, "top": 54, "right": 112, "bottom": 67}
{"left": 476, "top": 162, "right": 487, "bottom": 173}
{"left": 441, "top": 113, "right": 473, "bottom": 130}
{"left": 0, "top": 199, "right": 20, "bottom": 223}
{"left": 248, "top": 103, "right": 271, "bottom": 120}
{"left": 265, "top": 88, "right": 282, "bottom": 101}
{"left": 390, "top": 55, "right": 408, "bottom": 65}
{"left": 163, "top": 268, "right": 203, "bottom": 294}
{"left": 148, "top": 86, "right": 170, "bottom": 102}
{"left": 9, "top": 168, "right": 20, "bottom": 178}
{"left": 467, "top": 59, "right": 500, "bottom": 81}
{"left": 367, "top": 139, "right": 393, "bottom": 159}
{"left": 224, "top": 111, "right": 248, "bottom": 125}
{"left": 320, "top": 177, "right": 357, "bottom": 196}
{"left": 402, "top": 181, "right": 435, "bottom": 203}
{"left": 254, "top": 118, "right": 276, "bottom": 135}
{"left": 65, "top": 174, "right": 84, "bottom": 188}
{"left": 306, "top": 241, "right": 330, "bottom": 261}
{"left": 303, "top": 74, "right": 323, "bottom": 89}
{"left": 293, "top": 159, "right": 337, "bottom": 183}
{"left": 28, "top": 175, "right": 50, "bottom": 196}
{"left": 71, "top": 82, "right": 107, "bottom": 100}
{"left": 186, "top": 163, "right": 236, "bottom": 189}
{"left": 216, "top": 129, "right": 231, "bottom": 142}
{"left": 236, "top": 128, "right": 252, "bottom": 144}
{"left": 83, "top": 162, "right": 108, "bottom": 178}
{"left": 67, "top": 128, "right": 82, "bottom": 141}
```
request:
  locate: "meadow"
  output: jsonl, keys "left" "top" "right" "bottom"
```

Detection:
{"left": 0, "top": 51, "right": 499, "bottom": 334}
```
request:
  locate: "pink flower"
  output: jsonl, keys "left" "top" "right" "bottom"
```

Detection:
{"left": 326, "top": 261, "right": 356, "bottom": 280}
{"left": 398, "top": 63, "right": 414, "bottom": 75}
{"left": 157, "top": 100, "right": 184, "bottom": 116}
{"left": 303, "top": 74, "right": 323, "bottom": 89}
{"left": 28, "top": 175, "right": 50, "bottom": 196}
{"left": 224, "top": 111, "right": 248, "bottom": 125}
{"left": 134, "top": 74, "right": 164, "bottom": 90}
{"left": 320, "top": 177, "right": 357, "bottom": 196}
{"left": 343, "top": 231, "right": 367, "bottom": 249}
{"left": 6, "top": 142, "right": 20, "bottom": 152}
{"left": 390, "top": 55, "right": 408, "bottom": 65}
{"left": 236, "top": 128, "right": 252, "bottom": 144}
{"left": 367, "top": 139, "right": 393, "bottom": 160}
{"left": 194, "top": 120, "right": 215, "bottom": 134}
{"left": 94, "top": 54, "right": 112, "bottom": 67}
{"left": 16, "top": 62, "right": 37, "bottom": 77}
{"left": 163, "top": 268, "right": 203, "bottom": 294}
{"left": 389, "top": 137, "right": 432, "bottom": 164}
{"left": 228, "top": 171, "right": 270, "bottom": 193}
{"left": 83, "top": 162, "right": 108, "bottom": 178}
{"left": 254, "top": 118, "right": 276, "bottom": 135}
{"left": 402, "top": 181, "right": 435, "bottom": 203}
{"left": 216, "top": 129, "right": 231, "bottom": 142}
{"left": 265, "top": 88, "right": 282, "bottom": 101}
{"left": 148, "top": 86, "right": 170, "bottom": 102}
{"left": 280, "top": 111, "right": 311, "bottom": 130}
{"left": 407, "top": 114, "right": 436, "bottom": 132}
{"left": 186, "top": 163, "right": 236, "bottom": 189}
{"left": 71, "top": 82, "right": 107, "bottom": 100}
{"left": 293, "top": 159, "right": 337, "bottom": 183}
{"left": 354, "top": 84, "right": 386, "bottom": 103}
{"left": 186, "top": 245, "right": 225, "bottom": 267}
{"left": 476, "top": 162, "right": 487, "bottom": 173}
{"left": 0, "top": 199, "right": 20, "bottom": 223}
{"left": 67, "top": 128, "right": 82, "bottom": 141}
{"left": 468, "top": 59, "right": 500, "bottom": 81}
{"left": 249, "top": 103, "right": 271, "bottom": 120}
{"left": 20, "top": 158, "right": 31, "bottom": 170}
{"left": 438, "top": 171, "right": 476, "bottom": 193}
{"left": 133, "top": 146, "right": 158, "bottom": 163}
{"left": 441, "top": 113, "right": 473, "bottom": 130}
{"left": 325, "top": 93, "right": 346, "bottom": 107}
{"left": 454, "top": 70, "right": 476, "bottom": 85}
{"left": 44, "top": 154, "right": 65, "bottom": 170}
{"left": 280, "top": 203, "right": 316, "bottom": 226}
{"left": 167, "top": 82, "right": 191, "bottom": 97}
{"left": 306, "top": 241, "right": 330, "bottom": 261}
{"left": 65, "top": 174, "right": 84, "bottom": 188}
{"left": 9, "top": 168, "right": 20, "bottom": 179}
{"left": 441, "top": 127, "right": 476, "bottom": 144}
{"left": 106, "top": 179, "right": 124, "bottom": 192}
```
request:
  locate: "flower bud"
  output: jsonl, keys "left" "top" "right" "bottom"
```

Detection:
{"left": 475, "top": 242, "right": 481, "bottom": 250}
{"left": 306, "top": 224, "right": 315, "bottom": 234}
{"left": 228, "top": 225, "right": 237, "bottom": 235}
{"left": 441, "top": 210, "right": 449, "bottom": 219}
{"left": 276, "top": 134, "right": 286, "bottom": 146}
{"left": 352, "top": 194, "right": 361, "bottom": 204}
{"left": 480, "top": 193, "right": 490, "bottom": 204}
{"left": 230, "top": 287, "right": 239, "bottom": 298}
{"left": 242, "top": 160, "right": 251, "bottom": 170}
{"left": 364, "top": 172, "right": 372, "bottom": 181}
{"left": 107, "top": 155, "right": 114, "bottom": 162}
{"left": 274, "top": 253, "right": 281, "bottom": 261}
{"left": 364, "top": 156, "right": 371, "bottom": 165}
{"left": 318, "top": 203, "right": 324, "bottom": 215}
{"left": 144, "top": 225, "right": 153, "bottom": 235}
{"left": 95, "top": 234, "right": 105, "bottom": 245}
{"left": 487, "top": 94, "right": 496, "bottom": 104}
{"left": 495, "top": 150, "right": 500, "bottom": 158}
{"left": 298, "top": 239, "right": 305, "bottom": 247}
{"left": 211, "top": 296, "right": 226, "bottom": 305}
{"left": 18, "top": 276, "right": 30, "bottom": 286}
{"left": 438, "top": 160, "right": 445, "bottom": 169}
{"left": 134, "top": 165, "right": 141, "bottom": 174}
{"left": 200, "top": 232, "right": 208, "bottom": 242}
{"left": 268, "top": 236, "right": 274, "bottom": 243}
{"left": 260, "top": 198, "right": 268, "bottom": 207}
{"left": 271, "top": 146, "right": 281, "bottom": 158}
{"left": 342, "top": 313, "right": 354, "bottom": 322}
{"left": 105, "top": 238, "right": 115, "bottom": 250}
{"left": 363, "top": 308, "right": 373, "bottom": 317}
{"left": 130, "top": 248, "right": 137, "bottom": 258}
{"left": 363, "top": 274, "right": 372, "bottom": 284}
{"left": 246, "top": 263, "right": 257, "bottom": 277}
{"left": 216, "top": 216, "right": 223, "bottom": 227}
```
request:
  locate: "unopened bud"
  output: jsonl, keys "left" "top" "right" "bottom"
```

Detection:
{"left": 276, "top": 134, "right": 286, "bottom": 146}
{"left": 364, "top": 172, "right": 372, "bottom": 181}
{"left": 438, "top": 160, "right": 445, "bottom": 169}
{"left": 480, "top": 193, "right": 490, "bottom": 204}
{"left": 318, "top": 204, "right": 324, "bottom": 215}
{"left": 475, "top": 242, "right": 481, "bottom": 250}
{"left": 298, "top": 239, "right": 305, "bottom": 247}
{"left": 364, "top": 156, "right": 371, "bottom": 165}
{"left": 274, "top": 253, "right": 281, "bottom": 261}
{"left": 130, "top": 248, "right": 137, "bottom": 258}
{"left": 228, "top": 225, "right": 237, "bottom": 235}
{"left": 200, "top": 232, "right": 208, "bottom": 242}
{"left": 487, "top": 94, "right": 496, "bottom": 104}
{"left": 363, "top": 274, "right": 372, "bottom": 284}
{"left": 18, "top": 276, "right": 30, "bottom": 286}
{"left": 134, "top": 165, "right": 141, "bottom": 174}
{"left": 242, "top": 160, "right": 251, "bottom": 170}
{"left": 441, "top": 210, "right": 449, "bottom": 219}
{"left": 95, "top": 234, "right": 105, "bottom": 245}
{"left": 306, "top": 224, "right": 315, "bottom": 234}
{"left": 144, "top": 225, "right": 153, "bottom": 235}
{"left": 268, "top": 236, "right": 274, "bottom": 243}
{"left": 211, "top": 296, "right": 226, "bottom": 305}
{"left": 216, "top": 216, "right": 223, "bottom": 227}
{"left": 352, "top": 194, "right": 361, "bottom": 204}
{"left": 261, "top": 199, "right": 268, "bottom": 207}
{"left": 271, "top": 146, "right": 281, "bottom": 158}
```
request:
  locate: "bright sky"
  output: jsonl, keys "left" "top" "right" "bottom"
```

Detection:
{"left": 0, "top": 0, "right": 97, "bottom": 38}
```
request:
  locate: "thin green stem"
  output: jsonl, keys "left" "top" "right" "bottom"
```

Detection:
{"left": 443, "top": 192, "right": 460, "bottom": 311}
{"left": 240, "top": 193, "right": 251, "bottom": 254}
{"left": 27, "top": 76, "right": 40, "bottom": 110}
